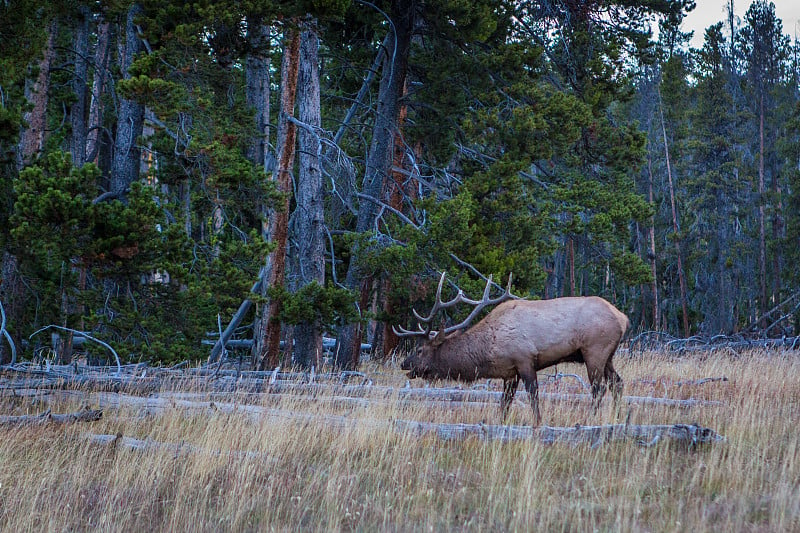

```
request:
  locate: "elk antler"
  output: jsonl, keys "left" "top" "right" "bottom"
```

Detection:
{"left": 392, "top": 272, "right": 448, "bottom": 339}
{"left": 442, "top": 272, "right": 514, "bottom": 334}
{"left": 392, "top": 272, "right": 514, "bottom": 338}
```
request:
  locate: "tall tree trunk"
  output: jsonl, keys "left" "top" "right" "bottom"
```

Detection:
{"left": 255, "top": 27, "right": 300, "bottom": 370}
{"left": 57, "top": 6, "right": 93, "bottom": 364}
{"left": 646, "top": 155, "right": 660, "bottom": 330}
{"left": 207, "top": 18, "right": 271, "bottom": 367}
{"left": 658, "top": 93, "right": 690, "bottom": 337}
{"left": 70, "top": 6, "right": 91, "bottom": 167}
{"left": 758, "top": 93, "right": 767, "bottom": 321}
{"left": 293, "top": 20, "right": 325, "bottom": 368}
{"left": 567, "top": 237, "right": 576, "bottom": 296}
{"left": 767, "top": 93, "right": 782, "bottom": 317}
{"left": 727, "top": 0, "right": 736, "bottom": 62}
{"left": 245, "top": 18, "right": 271, "bottom": 170}
{"left": 18, "top": 18, "right": 57, "bottom": 167}
{"left": 243, "top": 17, "right": 273, "bottom": 367}
{"left": 111, "top": 3, "right": 145, "bottom": 198}
{"left": 3, "top": 18, "right": 57, "bottom": 363}
{"left": 377, "top": 82, "right": 419, "bottom": 361}
{"left": 87, "top": 19, "right": 111, "bottom": 165}
{"left": 291, "top": 20, "right": 325, "bottom": 369}
{"left": 334, "top": 9, "right": 413, "bottom": 370}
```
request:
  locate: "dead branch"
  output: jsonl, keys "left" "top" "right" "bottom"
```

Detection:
{"left": 0, "top": 299, "right": 17, "bottom": 365}
{"left": 0, "top": 408, "right": 102, "bottom": 427}
{"left": 628, "top": 331, "right": 800, "bottom": 354}
{"left": 394, "top": 420, "right": 726, "bottom": 446}
{"left": 742, "top": 290, "right": 800, "bottom": 333}
{"left": 29, "top": 325, "right": 121, "bottom": 373}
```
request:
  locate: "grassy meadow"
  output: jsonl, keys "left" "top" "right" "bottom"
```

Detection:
{"left": 1, "top": 350, "right": 799, "bottom": 532}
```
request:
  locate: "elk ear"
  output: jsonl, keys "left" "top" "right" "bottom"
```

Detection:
{"left": 431, "top": 325, "right": 448, "bottom": 347}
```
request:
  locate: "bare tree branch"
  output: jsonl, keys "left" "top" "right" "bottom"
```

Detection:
{"left": 29, "top": 325, "right": 121, "bottom": 374}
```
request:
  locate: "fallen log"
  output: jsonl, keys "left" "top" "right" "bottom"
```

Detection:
{"left": 1, "top": 374, "right": 352, "bottom": 395}
{"left": 12, "top": 391, "right": 725, "bottom": 448}
{"left": 2, "top": 373, "right": 724, "bottom": 412}
{"left": 8, "top": 379, "right": 723, "bottom": 416}
{"left": 394, "top": 419, "right": 726, "bottom": 446}
{"left": 0, "top": 408, "right": 103, "bottom": 427}
{"left": 84, "top": 433, "right": 277, "bottom": 461}
{"left": 1, "top": 364, "right": 726, "bottom": 408}
{"left": 0, "top": 375, "right": 167, "bottom": 394}
{"left": 394, "top": 388, "right": 724, "bottom": 408}
{"left": 632, "top": 376, "right": 730, "bottom": 388}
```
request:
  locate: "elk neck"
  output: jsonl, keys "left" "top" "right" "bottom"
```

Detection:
{"left": 429, "top": 327, "right": 494, "bottom": 382}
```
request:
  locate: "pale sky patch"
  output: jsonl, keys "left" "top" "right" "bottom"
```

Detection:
{"left": 683, "top": 0, "right": 800, "bottom": 49}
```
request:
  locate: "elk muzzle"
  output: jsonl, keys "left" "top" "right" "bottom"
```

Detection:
{"left": 400, "top": 356, "right": 420, "bottom": 378}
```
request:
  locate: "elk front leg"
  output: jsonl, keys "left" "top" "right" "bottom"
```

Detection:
{"left": 605, "top": 359, "right": 623, "bottom": 407}
{"left": 501, "top": 376, "right": 519, "bottom": 422}
{"left": 520, "top": 371, "right": 541, "bottom": 427}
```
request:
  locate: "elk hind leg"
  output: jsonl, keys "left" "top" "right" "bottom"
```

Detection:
{"left": 501, "top": 375, "right": 519, "bottom": 423}
{"left": 585, "top": 362, "right": 607, "bottom": 414}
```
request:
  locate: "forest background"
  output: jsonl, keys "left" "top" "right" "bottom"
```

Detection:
{"left": 1, "top": 0, "right": 800, "bottom": 370}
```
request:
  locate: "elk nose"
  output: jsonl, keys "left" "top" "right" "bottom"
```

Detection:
{"left": 400, "top": 359, "right": 411, "bottom": 370}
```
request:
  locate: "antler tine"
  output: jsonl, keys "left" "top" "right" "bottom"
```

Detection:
{"left": 394, "top": 272, "right": 516, "bottom": 339}
{"left": 392, "top": 323, "right": 429, "bottom": 338}
{"left": 411, "top": 308, "right": 430, "bottom": 323}
{"left": 458, "top": 274, "right": 494, "bottom": 306}
{"left": 395, "top": 272, "right": 447, "bottom": 338}
{"left": 411, "top": 272, "right": 448, "bottom": 324}
{"left": 443, "top": 273, "right": 515, "bottom": 335}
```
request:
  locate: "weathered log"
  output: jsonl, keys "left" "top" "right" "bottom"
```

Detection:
{"left": 84, "top": 433, "right": 277, "bottom": 461}
{"left": 0, "top": 364, "right": 368, "bottom": 388}
{"left": 11, "top": 390, "right": 725, "bottom": 448}
{"left": 633, "top": 376, "right": 729, "bottom": 387}
{"left": 0, "top": 375, "right": 165, "bottom": 394}
{"left": 393, "top": 388, "right": 724, "bottom": 408}
{"left": 394, "top": 419, "right": 726, "bottom": 446}
{"left": 0, "top": 408, "right": 103, "bottom": 427}
{"left": 2, "top": 372, "right": 723, "bottom": 410}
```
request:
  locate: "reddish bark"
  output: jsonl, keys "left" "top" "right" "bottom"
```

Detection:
{"left": 261, "top": 28, "right": 301, "bottom": 369}
{"left": 18, "top": 19, "right": 57, "bottom": 166}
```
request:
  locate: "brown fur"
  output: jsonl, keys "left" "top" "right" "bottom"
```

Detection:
{"left": 400, "top": 296, "right": 629, "bottom": 426}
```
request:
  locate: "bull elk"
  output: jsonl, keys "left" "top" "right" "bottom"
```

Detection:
{"left": 394, "top": 273, "right": 629, "bottom": 426}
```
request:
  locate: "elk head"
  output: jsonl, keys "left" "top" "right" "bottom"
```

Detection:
{"left": 394, "top": 272, "right": 514, "bottom": 380}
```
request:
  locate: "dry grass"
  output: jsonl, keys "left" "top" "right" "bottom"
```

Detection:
{"left": 1, "top": 350, "right": 799, "bottom": 532}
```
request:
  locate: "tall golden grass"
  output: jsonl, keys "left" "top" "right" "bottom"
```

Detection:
{"left": 1, "top": 350, "right": 798, "bottom": 532}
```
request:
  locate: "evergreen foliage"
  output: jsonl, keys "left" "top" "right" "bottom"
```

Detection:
{"left": 2, "top": 0, "right": 800, "bottom": 366}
